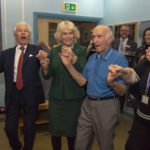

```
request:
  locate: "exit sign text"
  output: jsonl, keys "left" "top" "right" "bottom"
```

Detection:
{"left": 62, "top": 2, "right": 78, "bottom": 13}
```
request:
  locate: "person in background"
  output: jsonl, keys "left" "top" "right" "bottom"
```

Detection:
{"left": 59, "top": 25, "right": 128, "bottom": 150}
{"left": 107, "top": 61, "right": 150, "bottom": 150}
{"left": 111, "top": 25, "right": 137, "bottom": 113}
{"left": 37, "top": 20, "right": 87, "bottom": 150}
{"left": 111, "top": 25, "right": 137, "bottom": 66}
{"left": 38, "top": 40, "right": 51, "bottom": 52}
{"left": 82, "top": 28, "right": 96, "bottom": 59}
{"left": 86, "top": 40, "right": 96, "bottom": 60}
{"left": 124, "top": 47, "right": 150, "bottom": 150}
{"left": 38, "top": 40, "right": 52, "bottom": 100}
{"left": 86, "top": 28, "right": 96, "bottom": 59}
{"left": 134, "top": 27, "right": 150, "bottom": 64}
{"left": 0, "top": 22, "right": 45, "bottom": 150}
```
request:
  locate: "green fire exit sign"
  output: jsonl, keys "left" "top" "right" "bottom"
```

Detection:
{"left": 63, "top": 2, "right": 78, "bottom": 12}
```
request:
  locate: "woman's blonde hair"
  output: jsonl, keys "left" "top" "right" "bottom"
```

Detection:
{"left": 54, "top": 20, "right": 80, "bottom": 45}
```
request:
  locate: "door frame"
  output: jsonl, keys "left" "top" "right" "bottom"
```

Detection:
{"left": 33, "top": 12, "right": 102, "bottom": 44}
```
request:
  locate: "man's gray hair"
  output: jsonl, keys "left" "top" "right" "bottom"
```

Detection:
{"left": 13, "top": 21, "right": 31, "bottom": 33}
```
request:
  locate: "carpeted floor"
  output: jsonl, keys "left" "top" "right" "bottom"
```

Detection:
{"left": 0, "top": 113, "right": 133, "bottom": 150}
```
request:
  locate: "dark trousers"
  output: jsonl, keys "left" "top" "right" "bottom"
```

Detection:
{"left": 5, "top": 87, "right": 38, "bottom": 150}
{"left": 119, "top": 95, "right": 126, "bottom": 113}
{"left": 125, "top": 113, "right": 150, "bottom": 150}
{"left": 51, "top": 136, "right": 75, "bottom": 150}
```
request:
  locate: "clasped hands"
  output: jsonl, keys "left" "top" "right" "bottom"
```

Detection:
{"left": 107, "top": 65, "right": 123, "bottom": 86}
{"left": 108, "top": 64, "right": 138, "bottom": 84}
{"left": 59, "top": 46, "right": 77, "bottom": 64}
{"left": 108, "top": 65, "right": 123, "bottom": 77}
{"left": 36, "top": 50, "right": 50, "bottom": 70}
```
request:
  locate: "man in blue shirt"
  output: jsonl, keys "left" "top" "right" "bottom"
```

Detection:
{"left": 59, "top": 25, "right": 128, "bottom": 150}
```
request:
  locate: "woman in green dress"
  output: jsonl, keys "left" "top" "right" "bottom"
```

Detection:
{"left": 40, "top": 20, "right": 87, "bottom": 150}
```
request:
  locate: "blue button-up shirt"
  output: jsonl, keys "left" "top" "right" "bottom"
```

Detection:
{"left": 82, "top": 47, "right": 128, "bottom": 97}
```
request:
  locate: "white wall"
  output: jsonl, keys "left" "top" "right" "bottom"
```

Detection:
{"left": 103, "top": 0, "right": 150, "bottom": 26}
{"left": 1, "top": 0, "right": 103, "bottom": 49}
{"left": 103, "top": 0, "right": 150, "bottom": 46}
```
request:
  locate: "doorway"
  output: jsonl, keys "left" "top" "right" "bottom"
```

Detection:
{"left": 73, "top": 21, "right": 96, "bottom": 46}
{"left": 38, "top": 18, "right": 96, "bottom": 48}
{"left": 33, "top": 12, "right": 101, "bottom": 46}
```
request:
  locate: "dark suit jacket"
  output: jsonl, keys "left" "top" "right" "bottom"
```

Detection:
{"left": 111, "top": 38, "right": 137, "bottom": 53}
{"left": 0, "top": 44, "right": 45, "bottom": 111}
{"left": 111, "top": 38, "right": 137, "bottom": 67}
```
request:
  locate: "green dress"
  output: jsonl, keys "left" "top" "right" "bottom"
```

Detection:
{"left": 43, "top": 44, "right": 87, "bottom": 137}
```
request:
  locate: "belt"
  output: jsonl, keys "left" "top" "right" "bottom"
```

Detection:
{"left": 87, "top": 95, "right": 118, "bottom": 101}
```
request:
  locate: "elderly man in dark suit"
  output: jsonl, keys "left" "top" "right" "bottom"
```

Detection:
{"left": 0, "top": 22, "right": 45, "bottom": 150}
{"left": 111, "top": 25, "right": 137, "bottom": 113}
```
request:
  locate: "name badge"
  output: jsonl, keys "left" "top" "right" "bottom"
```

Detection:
{"left": 142, "top": 95, "right": 149, "bottom": 104}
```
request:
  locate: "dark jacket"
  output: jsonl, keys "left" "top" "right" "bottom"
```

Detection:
{"left": 111, "top": 38, "right": 137, "bottom": 67}
{"left": 0, "top": 44, "right": 45, "bottom": 111}
{"left": 111, "top": 38, "right": 137, "bottom": 53}
{"left": 43, "top": 44, "right": 87, "bottom": 100}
